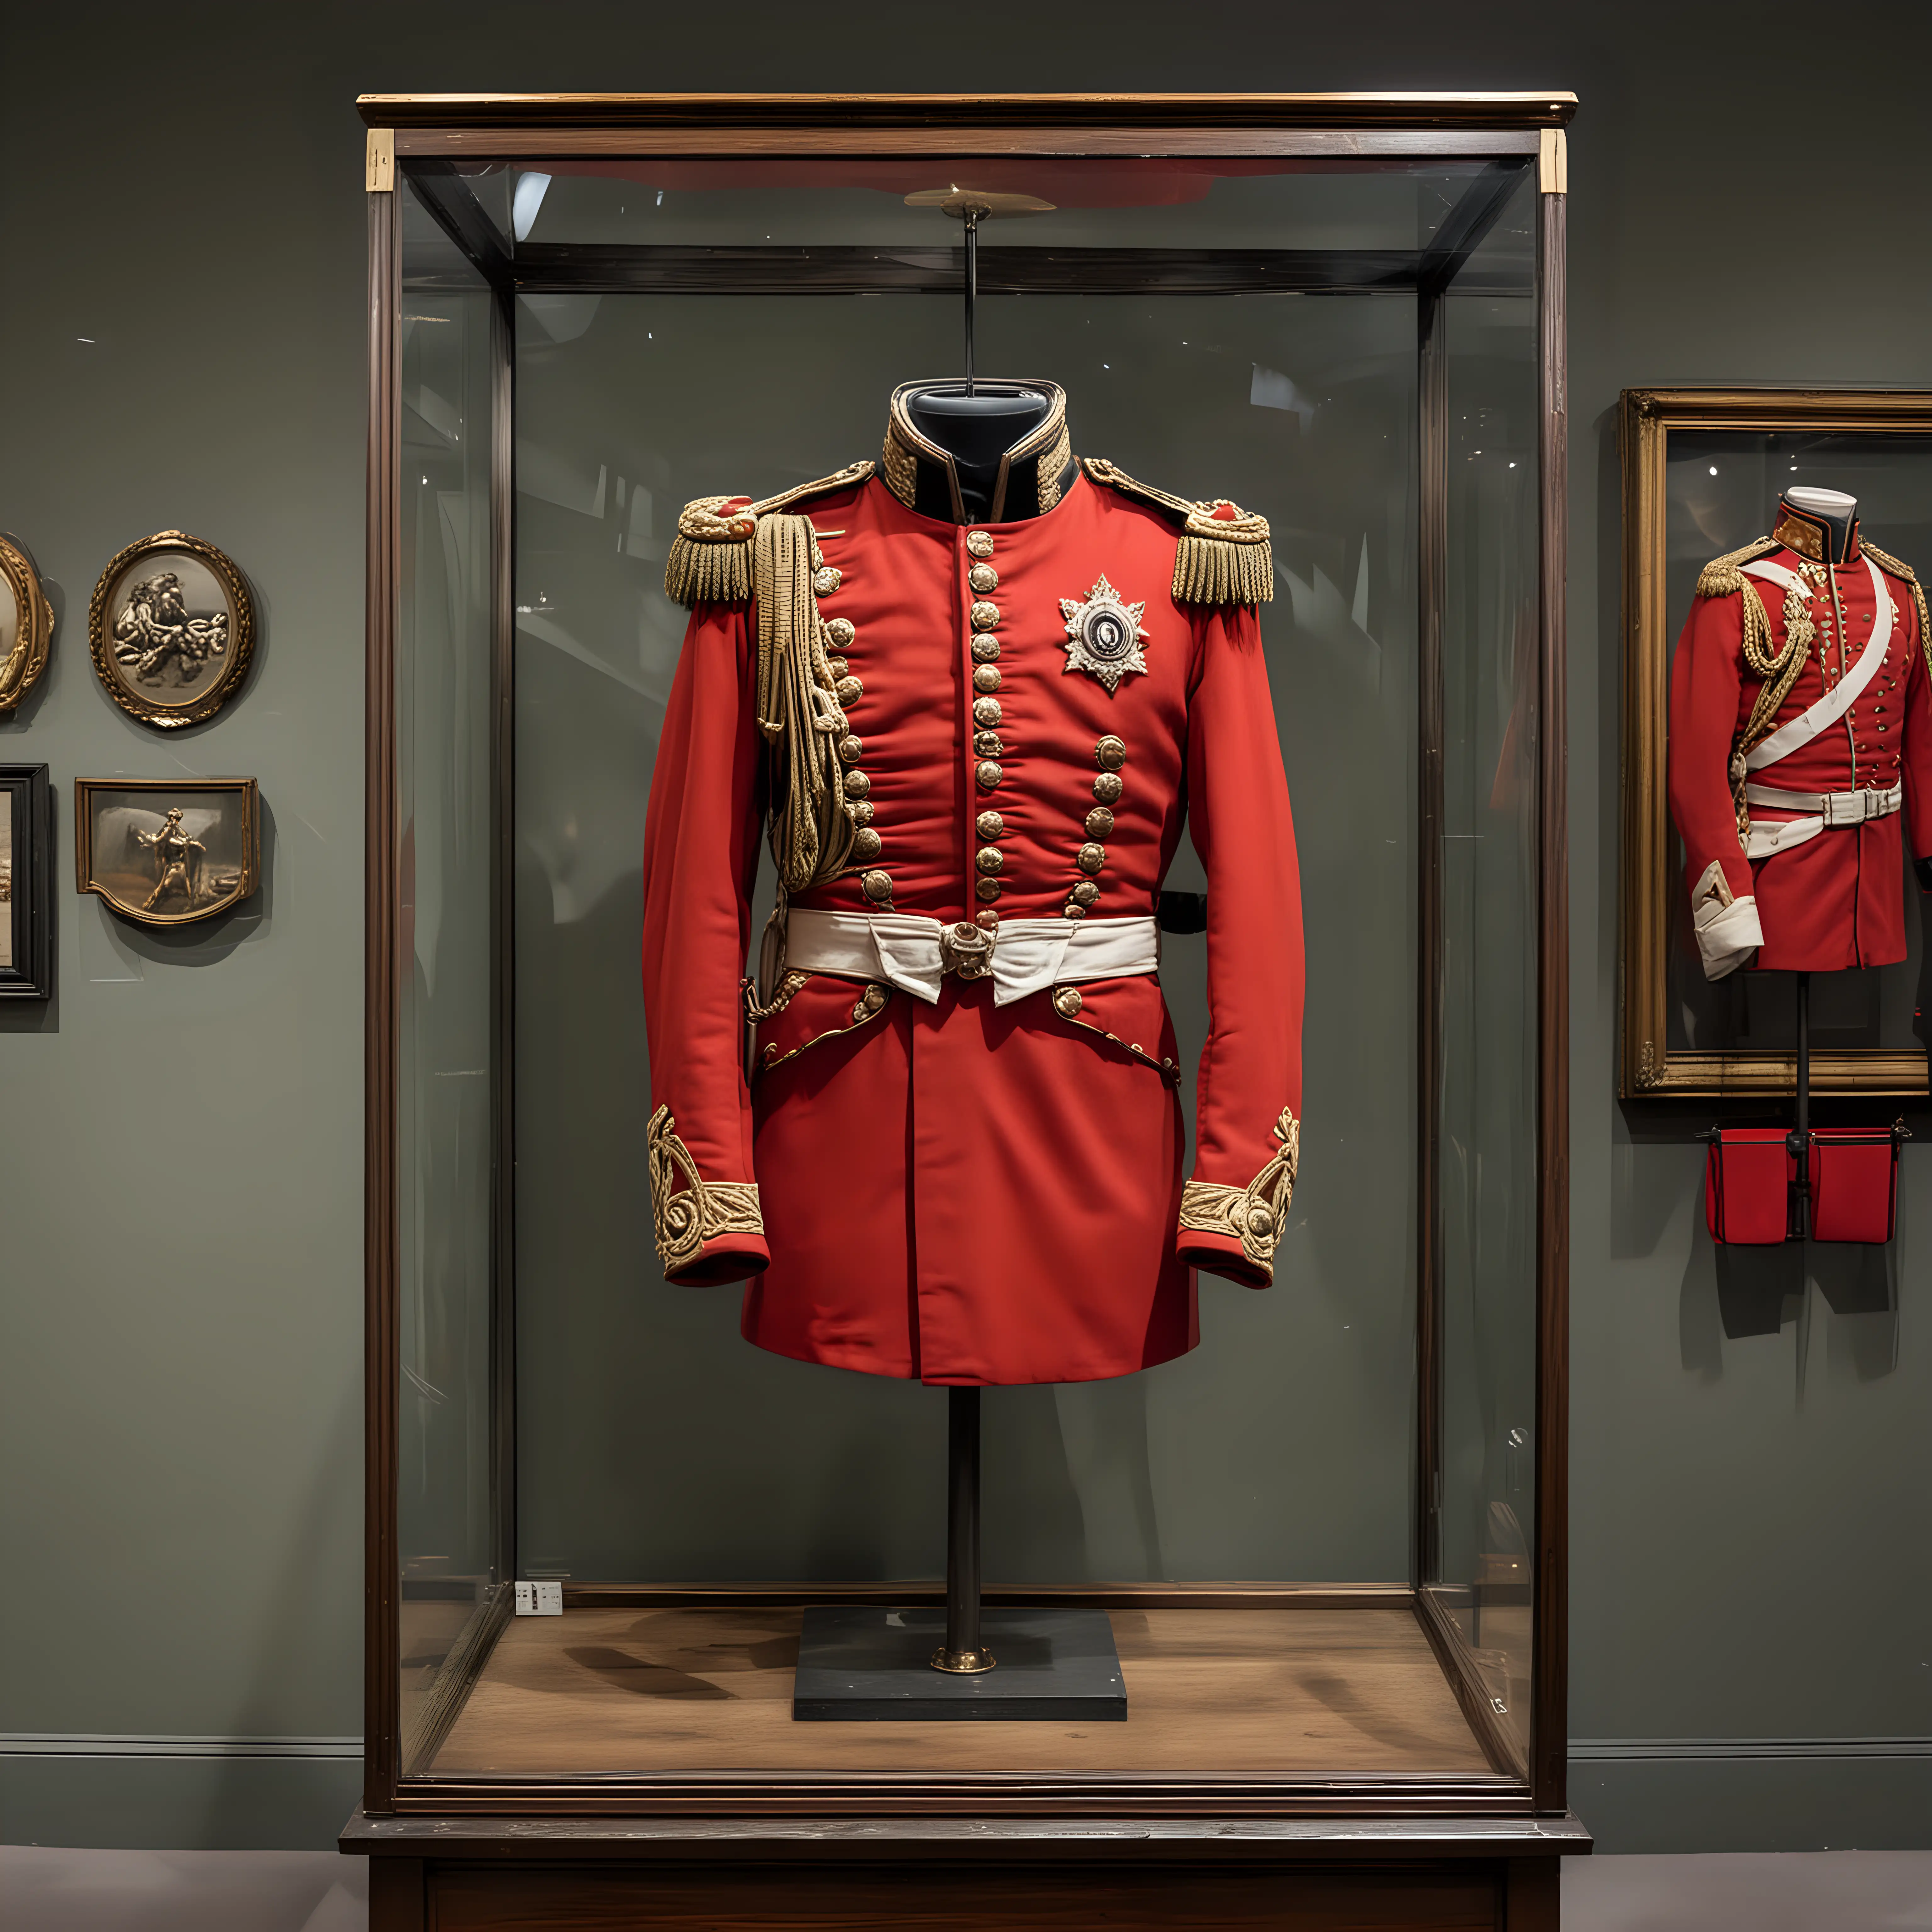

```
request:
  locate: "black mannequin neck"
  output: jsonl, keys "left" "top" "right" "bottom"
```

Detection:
{"left": 1777, "top": 490, "right": 1860, "bottom": 566}
{"left": 906, "top": 386, "right": 1052, "bottom": 519}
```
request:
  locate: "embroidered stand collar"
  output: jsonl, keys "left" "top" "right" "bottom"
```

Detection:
{"left": 1774, "top": 495, "right": 1862, "bottom": 567}
{"left": 880, "top": 380, "right": 1076, "bottom": 524}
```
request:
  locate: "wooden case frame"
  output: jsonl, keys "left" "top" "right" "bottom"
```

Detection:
{"left": 358, "top": 93, "right": 1575, "bottom": 1854}
{"left": 1618, "top": 387, "right": 1932, "bottom": 1098}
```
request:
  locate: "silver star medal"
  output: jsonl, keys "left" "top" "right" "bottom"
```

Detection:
{"left": 1059, "top": 574, "right": 1149, "bottom": 693}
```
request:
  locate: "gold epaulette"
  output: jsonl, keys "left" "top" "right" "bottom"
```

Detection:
{"left": 1862, "top": 541, "right": 1932, "bottom": 677}
{"left": 1081, "top": 456, "right": 1273, "bottom": 606}
{"left": 1696, "top": 537, "right": 1778, "bottom": 598}
{"left": 663, "top": 460, "right": 875, "bottom": 608}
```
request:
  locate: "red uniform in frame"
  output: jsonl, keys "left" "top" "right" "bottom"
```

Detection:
{"left": 640, "top": 385, "right": 1304, "bottom": 1387}
{"left": 1668, "top": 498, "right": 1932, "bottom": 979}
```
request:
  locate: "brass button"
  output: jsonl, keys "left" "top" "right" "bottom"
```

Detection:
{"left": 974, "top": 731, "right": 1004, "bottom": 757}
{"left": 813, "top": 565, "right": 842, "bottom": 597}
{"left": 1053, "top": 987, "right": 1083, "bottom": 1018}
{"left": 843, "top": 769, "right": 871, "bottom": 799}
{"left": 974, "top": 908, "right": 1000, "bottom": 932}
{"left": 862, "top": 869, "right": 893, "bottom": 903}
{"left": 977, "top": 811, "right": 1004, "bottom": 840}
{"left": 836, "top": 676, "right": 863, "bottom": 705}
{"left": 973, "top": 696, "right": 1002, "bottom": 729}
{"left": 970, "top": 600, "right": 1001, "bottom": 630}
{"left": 972, "top": 663, "right": 1002, "bottom": 694}
{"left": 839, "top": 735, "right": 864, "bottom": 763}
{"left": 851, "top": 827, "right": 882, "bottom": 861}
{"left": 1092, "top": 772, "right": 1124, "bottom": 805}
{"left": 1085, "top": 806, "right": 1115, "bottom": 839}
{"left": 1063, "top": 902, "right": 1087, "bottom": 920}
{"left": 975, "top": 846, "right": 1004, "bottom": 875}
{"left": 968, "top": 563, "right": 998, "bottom": 594}
{"left": 826, "top": 618, "right": 856, "bottom": 648}
{"left": 976, "top": 759, "right": 1003, "bottom": 790}
{"left": 1069, "top": 880, "right": 1100, "bottom": 907}
{"left": 966, "top": 531, "right": 995, "bottom": 559}
{"left": 1245, "top": 1205, "right": 1274, "bottom": 1241}
{"left": 1077, "top": 842, "right": 1107, "bottom": 875}
{"left": 1095, "top": 734, "right": 1126, "bottom": 772}
{"left": 853, "top": 984, "right": 887, "bottom": 1020}
{"left": 846, "top": 800, "right": 875, "bottom": 827}
{"left": 971, "top": 633, "right": 1001, "bottom": 662}
{"left": 827, "top": 655, "right": 850, "bottom": 677}
{"left": 975, "top": 877, "right": 1002, "bottom": 903}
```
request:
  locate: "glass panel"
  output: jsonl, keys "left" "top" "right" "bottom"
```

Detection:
{"left": 1431, "top": 171, "right": 1540, "bottom": 1768}
{"left": 395, "top": 180, "right": 502, "bottom": 1768}
{"left": 1663, "top": 429, "right": 1932, "bottom": 1058}
{"left": 443, "top": 157, "right": 1508, "bottom": 258}
{"left": 511, "top": 288, "right": 1419, "bottom": 1603}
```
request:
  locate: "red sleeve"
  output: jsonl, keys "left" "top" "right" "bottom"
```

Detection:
{"left": 1667, "top": 588, "right": 1763, "bottom": 978}
{"left": 1668, "top": 591, "right": 1754, "bottom": 902}
{"left": 1896, "top": 583, "right": 1932, "bottom": 866}
{"left": 640, "top": 600, "right": 771, "bottom": 1285}
{"left": 1174, "top": 602, "right": 1305, "bottom": 1289}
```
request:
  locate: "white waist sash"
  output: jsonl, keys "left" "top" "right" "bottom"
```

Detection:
{"left": 783, "top": 908, "right": 1160, "bottom": 1008}
{"left": 1741, "top": 780, "right": 1901, "bottom": 858}
{"left": 1740, "top": 555, "right": 1891, "bottom": 771}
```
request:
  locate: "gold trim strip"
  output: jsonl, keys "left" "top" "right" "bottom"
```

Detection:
{"left": 645, "top": 1105, "right": 763, "bottom": 1273}
{"left": 366, "top": 128, "right": 396, "bottom": 193}
{"left": 1538, "top": 127, "right": 1567, "bottom": 195}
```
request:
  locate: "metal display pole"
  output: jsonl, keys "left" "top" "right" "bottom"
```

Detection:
{"left": 932, "top": 1387, "right": 994, "bottom": 1673}
{"left": 1789, "top": 971, "right": 1812, "bottom": 1239}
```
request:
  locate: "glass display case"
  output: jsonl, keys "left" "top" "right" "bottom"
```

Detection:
{"left": 354, "top": 94, "right": 1577, "bottom": 1903}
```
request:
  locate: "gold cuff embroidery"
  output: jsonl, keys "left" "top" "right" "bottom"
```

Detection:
{"left": 1179, "top": 1107, "right": 1300, "bottom": 1279}
{"left": 646, "top": 1105, "right": 763, "bottom": 1273}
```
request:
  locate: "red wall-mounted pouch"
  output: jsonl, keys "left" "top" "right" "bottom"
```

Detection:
{"left": 1807, "top": 1124, "right": 1908, "bottom": 1244}
{"left": 1704, "top": 1129, "right": 1795, "bottom": 1245}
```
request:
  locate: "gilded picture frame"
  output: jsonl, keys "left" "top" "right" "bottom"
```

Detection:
{"left": 74, "top": 776, "right": 259, "bottom": 927}
{"left": 0, "top": 763, "right": 53, "bottom": 998}
{"left": 0, "top": 533, "right": 54, "bottom": 715}
{"left": 1619, "top": 387, "right": 1932, "bottom": 1098}
{"left": 87, "top": 530, "right": 256, "bottom": 729}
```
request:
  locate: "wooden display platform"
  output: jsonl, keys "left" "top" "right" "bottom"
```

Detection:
{"left": 427, "top": 1604, "right": 1495, "bottom": 1777}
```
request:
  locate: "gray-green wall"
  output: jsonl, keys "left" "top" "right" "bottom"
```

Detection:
{"left": 3, "top": 0, "right": 1929, "bottom": 1856}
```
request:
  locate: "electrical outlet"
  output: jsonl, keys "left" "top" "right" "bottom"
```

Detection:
{"left": 514, "top": 1579, "right": 563, "bottom": 1616}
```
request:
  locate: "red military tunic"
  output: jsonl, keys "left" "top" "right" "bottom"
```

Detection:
{"left": 641, "top": 383, "right": 1303, "bottom": 1386}
{"left": 1668, "top": 503, "right": 1932, "bottom": 978}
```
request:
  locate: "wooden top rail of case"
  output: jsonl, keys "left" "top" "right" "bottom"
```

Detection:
{"left": 355, "top": 92, "right": 1579, "bottom": 133}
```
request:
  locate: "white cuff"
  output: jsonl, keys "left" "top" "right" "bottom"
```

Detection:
{"left": 1691, "top": 866, "right": 1763, "bottom": 981}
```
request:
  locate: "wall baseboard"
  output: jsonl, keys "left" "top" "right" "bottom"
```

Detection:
{"left": 0, "top": 1746, "right": 361, "bottom": 1852}
{"left": 1569, "top": 1744, "right": 1932, "bottom": 1854}
{"left": 1, "top": 1734, "right": 362, "bottom": 1761}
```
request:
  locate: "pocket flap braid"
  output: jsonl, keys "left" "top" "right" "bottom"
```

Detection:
{"left": 754, "top": 514, "right": 857, "bottom": 892}
{"left": 1080, "top": 457, "right": 1272, "bottom": 605}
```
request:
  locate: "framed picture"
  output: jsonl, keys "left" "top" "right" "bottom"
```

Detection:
{"left": 0, "top": 764, "right": 52, "bottom": 998}
{"left": 0, "top": 533, "right": 54, "bottom": 715}
{"left": 74, "top": 777, "right": 258, "bottom": 927}
{"left": 87, "top": 531, "right": 256, "bottom": 729}
{"left": 1620, "top": 388, "right": 1932, "bottom": 1097}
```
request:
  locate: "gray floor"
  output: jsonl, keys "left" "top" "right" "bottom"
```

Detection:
{"left": 3, "top": 1847, "right": 1931, "bottom": 1927}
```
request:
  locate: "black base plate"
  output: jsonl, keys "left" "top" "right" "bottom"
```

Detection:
{"left": 792, "top": 1605, "right": 1127, "bottom": 1721}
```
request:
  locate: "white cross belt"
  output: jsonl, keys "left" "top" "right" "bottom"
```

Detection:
{"left": 782, "top": 908, "right": 1160, "bottom": 1007}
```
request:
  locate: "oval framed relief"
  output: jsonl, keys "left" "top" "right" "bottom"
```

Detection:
{"left": 88, "top": 530, "right": 256, "bottom": 729}
{"left": 0, "top": 532, "right": 54, "bottom": 715}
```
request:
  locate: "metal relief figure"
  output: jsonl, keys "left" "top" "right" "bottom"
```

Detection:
{"left": 112, "top": 572, "right": 230, "bottom": 687}
{"left": 135, "top": 808, "right": 207, "bottom": 913}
